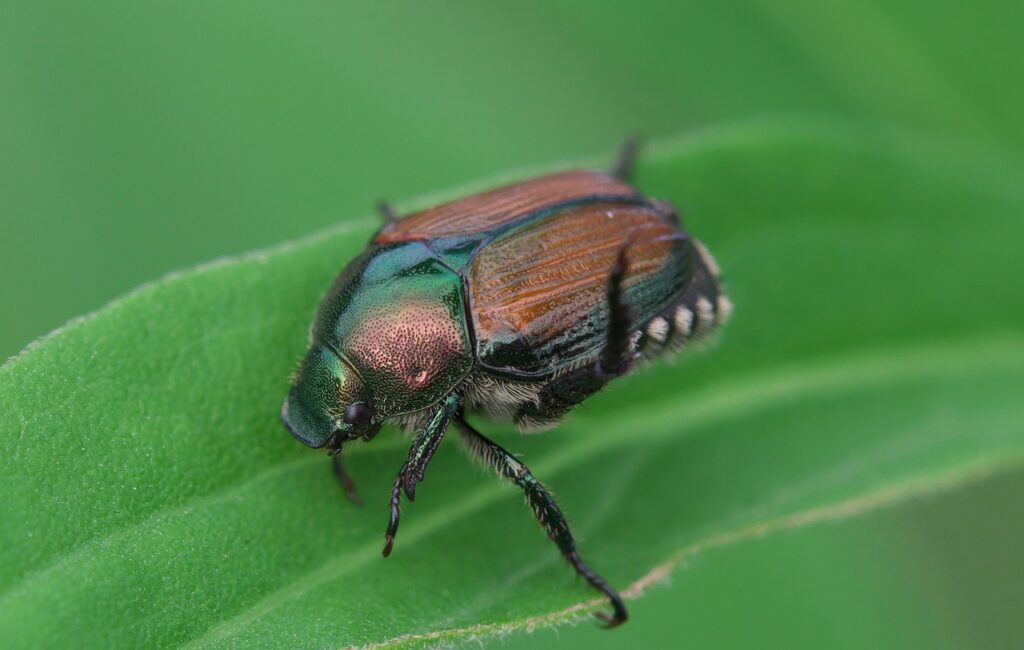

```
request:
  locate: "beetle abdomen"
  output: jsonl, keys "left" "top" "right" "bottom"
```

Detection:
{"left": 633, "top": 239, "right": 732, "bottom": 361}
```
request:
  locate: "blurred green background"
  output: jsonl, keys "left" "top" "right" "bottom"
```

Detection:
{"left": 2, "top": 2, "right": 1021, "bottom": 647}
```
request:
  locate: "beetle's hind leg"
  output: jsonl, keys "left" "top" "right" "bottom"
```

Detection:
{"left": 610, "top": 135, "right": 640, "bottom": 182}
{"left": 516, "top": 244, "right": 635, "bottom": 429}
{"left": 598, "top": 242, "right": 635, "bottom": 378}
{"left": 454, "top": 417, "right": 628, "bottom": 627}
{"left": 377, "top": 200, "right": 400, "bottom": 223}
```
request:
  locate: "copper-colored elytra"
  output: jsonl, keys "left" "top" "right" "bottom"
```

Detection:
{"left": 374, "top": 171, "right": 637, "bottom": 243}
{"left": 477, "top": 213, "right": 669, "bottom": 300}
{"left": 469, "top": 202, "right": 678, "bottom": 341}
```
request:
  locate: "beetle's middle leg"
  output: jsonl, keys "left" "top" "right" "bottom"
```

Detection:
{"left": 453, "top": 417, "right": 628, "bottom": 627}
{"left": 516, "top": 245, "right": 635, "bottom": 427}
{"left": 382, "top": 393, "right": 461, "bottom": 556}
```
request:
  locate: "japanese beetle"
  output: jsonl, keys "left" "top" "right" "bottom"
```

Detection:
{"left": 281, "top": 141, "right": 731, "bottom": 627}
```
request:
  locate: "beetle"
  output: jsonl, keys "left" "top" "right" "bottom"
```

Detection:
{"left": 280, "top": 141, "right": 730, "bottom": 627}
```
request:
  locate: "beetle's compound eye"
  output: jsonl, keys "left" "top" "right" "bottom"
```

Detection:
{"left": 343, "top": 402, "right": 373, "bottom": 430}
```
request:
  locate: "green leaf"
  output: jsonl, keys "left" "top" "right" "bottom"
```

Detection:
{"left": 1, "top": 118, "right": 1022, "bottom": 648}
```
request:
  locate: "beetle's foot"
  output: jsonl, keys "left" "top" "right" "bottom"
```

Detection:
{"left": 593, "top": 593, "right": 629, "bottom": 629}
{"left": 566, "top": 551, "right": 628, "bottom": 628}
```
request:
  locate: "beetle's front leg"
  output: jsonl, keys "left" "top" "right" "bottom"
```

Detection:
{"left": 382, "top": 393, "right": 461, "bottom": 557}
{"left": 402, "top": 394, "right": 461, "bottom": 500}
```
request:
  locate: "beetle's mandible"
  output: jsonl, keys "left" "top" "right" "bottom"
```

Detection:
{"left": 281, "top": 140, "right": 731, "bottom": 627}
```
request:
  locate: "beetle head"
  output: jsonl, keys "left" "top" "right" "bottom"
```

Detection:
{"left": 281, "top": 344, "right": 381, "bottom": 449}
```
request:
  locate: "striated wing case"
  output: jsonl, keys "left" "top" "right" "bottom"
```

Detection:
{"left": 374, "top": 171, "right": 638, "bottom": 244}
{"left": 466, "top": 200, "right": 693, "bottom": 377}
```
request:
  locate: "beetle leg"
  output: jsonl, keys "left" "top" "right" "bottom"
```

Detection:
{"left": 516, "top": 244, "right": 635, "bottom": 428}
{"left": 330, "top": 450, "right": 363, "bottom": 506}
{"left": 382, "top": 393, "right": 461, "bottom": 557}
{"left": 402, "top": 394, "right": 461, "bottom": 500}
{"left": 598, "top": 242, "right": 634, "bottom": 377}
{"left": 610, "top": 135, "right": 640, "bottom": 182}
{"left": 377, "top": 200, "right": 399, "bottom": 223}
{"left": 453, "top": 417, "right": 628, "bottom": 628}
{"left": 382, "top": 461, "right": 407, "bottom": 557}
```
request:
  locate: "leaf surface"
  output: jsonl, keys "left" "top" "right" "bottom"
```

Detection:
{"left": 1, "top": 119, "right": 1022, "bottom": 648}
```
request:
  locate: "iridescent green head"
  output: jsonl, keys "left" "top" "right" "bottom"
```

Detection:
{"left": 280, "top": 343, "right": 380, "bottom": 449}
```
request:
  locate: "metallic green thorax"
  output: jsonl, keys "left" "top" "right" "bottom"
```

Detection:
{"left": 312, "top": 242, "right": 474, "bottom": 419}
